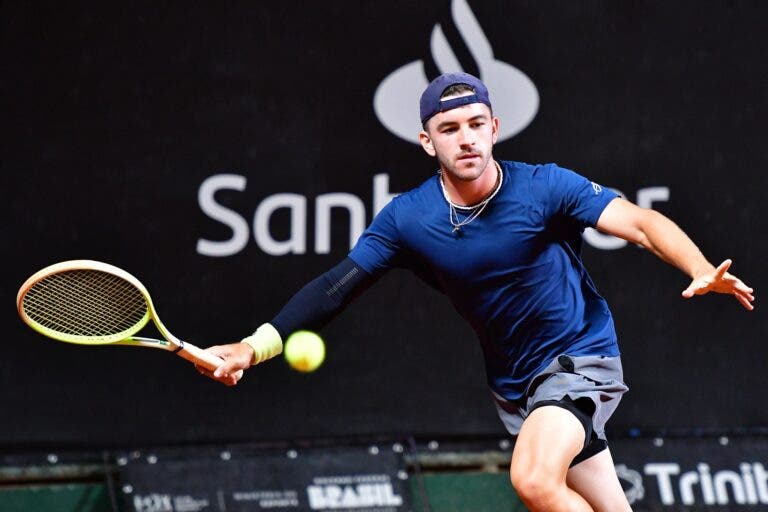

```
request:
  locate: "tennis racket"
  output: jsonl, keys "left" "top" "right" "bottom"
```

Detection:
{"left": 16, "top": 260, "right": 223, "bottom": 371}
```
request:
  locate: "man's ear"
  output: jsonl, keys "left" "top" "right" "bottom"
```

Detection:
{"left": 491, "top": 116, "right": 500, "bottom": 144}
{"left": 419, "top": 129, "right": 436, "bottom": 157}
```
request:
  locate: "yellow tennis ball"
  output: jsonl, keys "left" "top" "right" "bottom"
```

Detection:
{"left": 284, "top": 330, "right": 325, "bottom": 372}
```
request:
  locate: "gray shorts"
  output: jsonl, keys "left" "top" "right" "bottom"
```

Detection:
{"left": 492, "top": 354, "right": 628, "bottom": 441}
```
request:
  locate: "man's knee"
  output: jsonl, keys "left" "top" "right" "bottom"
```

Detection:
{"left": 509, "top": 458, "right": 566, "bottom": 510}
{"left": 510, "top": 464, "right": 565, "bottom": 509}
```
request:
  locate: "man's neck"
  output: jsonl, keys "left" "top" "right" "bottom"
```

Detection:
{"left": 440, "top": 160, "right": 499, "bottom": 206}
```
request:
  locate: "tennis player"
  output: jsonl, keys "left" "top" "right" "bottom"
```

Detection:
{"left": 198, "top": 73, "right": 754, "bottom": 511}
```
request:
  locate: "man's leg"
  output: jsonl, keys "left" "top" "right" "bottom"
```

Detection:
{"left": 509, "top": 405, "right": 593, "bottom": 512}
{"left": 566, "top": 448, "right": 632, "bottom": 512}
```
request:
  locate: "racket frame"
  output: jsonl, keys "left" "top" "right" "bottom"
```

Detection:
{"left": 17, "top": 260, "right": 222, "bottom": 370}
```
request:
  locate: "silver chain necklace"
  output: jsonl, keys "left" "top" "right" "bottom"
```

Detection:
{"left": 438, "top": 161, "right": 503, "bottom": 233}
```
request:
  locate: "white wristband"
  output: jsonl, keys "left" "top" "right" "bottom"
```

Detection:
{"left": 240, "top": 323, "right": 283, "bottom": 364}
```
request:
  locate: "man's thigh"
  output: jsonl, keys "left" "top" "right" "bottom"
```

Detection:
{"left": 510, "top": 404, "right": 586, "bottom": 479}
{"left": 567, "top": 448, "right": 632, "bottom": 512}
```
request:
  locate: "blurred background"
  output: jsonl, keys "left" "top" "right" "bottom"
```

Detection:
{"left": 2, "top": 1, "right": 765, "bottom": 510}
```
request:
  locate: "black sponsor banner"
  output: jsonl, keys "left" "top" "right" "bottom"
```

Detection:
{"left": 2, "top": 1, "right": 766, "bottom": 447}
{"left": 115, "top": 444, "right": 412, "bottom": 512}
{"left": 613, "top": 437, "right": 768, "bottom": 511}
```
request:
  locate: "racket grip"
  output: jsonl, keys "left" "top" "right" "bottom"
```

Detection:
{"left": 175, "top": 341, "right": 223, "bottom": 371}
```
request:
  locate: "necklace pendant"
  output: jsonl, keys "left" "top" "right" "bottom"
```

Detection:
{"left": 452, "top": 225, "right": 461, "bottom": 233}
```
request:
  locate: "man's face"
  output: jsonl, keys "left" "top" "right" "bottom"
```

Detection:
{"left": 419, "top": 97, "right": 499, "bottom": 182}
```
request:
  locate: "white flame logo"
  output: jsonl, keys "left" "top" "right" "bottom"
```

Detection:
{"left": 374, "top": 0, "right": 539, "bottom": 144}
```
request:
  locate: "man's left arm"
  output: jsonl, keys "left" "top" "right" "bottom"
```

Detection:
{"left": 595, "top": 197, "right": 755, "bottom": 310}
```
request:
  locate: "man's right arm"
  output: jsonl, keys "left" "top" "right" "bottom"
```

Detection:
{"left": 197, "top": 257, "right": 376, "bottom": 385}
{"left": 200, "top": 197, "right": 404, "bottom": 385}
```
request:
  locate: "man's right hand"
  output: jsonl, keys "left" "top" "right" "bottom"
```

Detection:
{"left": 195, "top": 342, "right": 254, "bottom": 386}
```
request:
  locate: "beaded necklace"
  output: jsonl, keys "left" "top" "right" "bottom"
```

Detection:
{"left": 438, "top": 160, "right": 503, "bottom": 233}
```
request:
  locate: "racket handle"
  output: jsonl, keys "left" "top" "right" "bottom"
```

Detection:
{"left": 175, "top": 341, "right": 223, "bottom": 371}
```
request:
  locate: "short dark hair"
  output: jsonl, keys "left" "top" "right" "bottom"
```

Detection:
{"left": 440, "top": 83, "right": 475, "bottom": 99}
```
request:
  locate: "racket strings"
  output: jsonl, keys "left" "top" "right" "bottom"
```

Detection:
{"left": 22, "top": 270, "right": 148, "bottom": 337}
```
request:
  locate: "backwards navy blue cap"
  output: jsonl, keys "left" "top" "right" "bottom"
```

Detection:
{"left": 419, "top": 72, "right": 492, "bottom": 125}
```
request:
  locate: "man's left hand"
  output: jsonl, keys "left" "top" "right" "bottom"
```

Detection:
{"left": 682, "top": 259, "right": 755, "bottom": 310}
